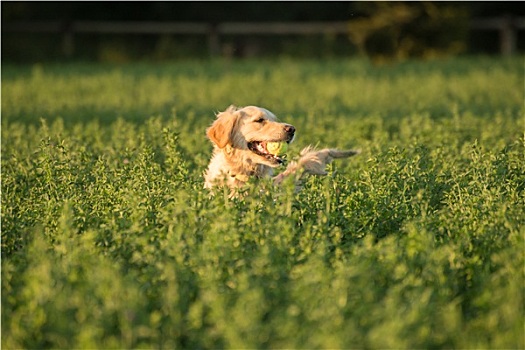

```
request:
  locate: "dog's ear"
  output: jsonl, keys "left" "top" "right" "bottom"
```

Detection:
{"left": 206, "top": 108, "right": 239, "bottom": 149}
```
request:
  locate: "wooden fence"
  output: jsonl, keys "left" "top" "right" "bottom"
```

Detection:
{"left": 4, "top": 17, "right": 525, "bottom": 57}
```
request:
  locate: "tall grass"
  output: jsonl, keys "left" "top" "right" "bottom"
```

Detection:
{"left": 2, "top": 57, "right": 524, "bottom": 348}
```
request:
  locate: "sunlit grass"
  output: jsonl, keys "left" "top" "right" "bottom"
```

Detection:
{"left": 2, "top": 57, "right": 524, "bottom": 349}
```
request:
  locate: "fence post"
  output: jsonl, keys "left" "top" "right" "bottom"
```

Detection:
{"left": 208, "top": 23, "right": 220, "bottom": 57}
{"left": 62, "top": 21, "right": 74, "bottom": 58}
{"left": 500, "top": 14, "right": 516, "bottom": 56}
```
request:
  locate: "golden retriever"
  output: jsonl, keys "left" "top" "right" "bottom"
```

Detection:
{"left": 204, "top": 105, "right": 359, "bottom": 191}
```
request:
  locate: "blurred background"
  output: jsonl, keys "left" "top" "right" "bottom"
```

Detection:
{"left": 3, "top": 1, "right": 525, "bottom": 63}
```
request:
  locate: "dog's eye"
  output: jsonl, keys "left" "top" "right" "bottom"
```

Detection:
{"left": 254, "top": 118, "right": 265, "bottom": 123}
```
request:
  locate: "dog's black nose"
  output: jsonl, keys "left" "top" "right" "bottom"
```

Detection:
{"left": 285, "top": 124, "right": 295, "bottom": 135}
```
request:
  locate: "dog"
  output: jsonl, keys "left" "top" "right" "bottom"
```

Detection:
{"left": 204, "top": 105, "right": 359, "bottom": 191}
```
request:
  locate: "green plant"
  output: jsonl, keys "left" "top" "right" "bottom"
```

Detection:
{"left": 2, "top": 57, "right": 523, "bottom": 349}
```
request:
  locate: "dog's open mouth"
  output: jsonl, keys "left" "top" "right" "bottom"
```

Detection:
{"left": 248, "top": 141, "right": 288, "bottom": 164}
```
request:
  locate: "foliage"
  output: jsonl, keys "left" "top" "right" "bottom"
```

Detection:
{"left": 349, "top": 2, "right": 469, "bottom": 60}
{"left": 2, "top": 57, "right": 524, "bottom": 349}
{"left": 4, "top": 2, "right": 520, "bottom": 62}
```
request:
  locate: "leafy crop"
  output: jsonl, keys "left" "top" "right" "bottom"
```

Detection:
{"left": 2, "top": 57, "right": 524, "bottom": 349}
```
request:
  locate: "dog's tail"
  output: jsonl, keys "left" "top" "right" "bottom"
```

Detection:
{"left": 326, "top": 149, "right": 361, "bottom": 159}
{"left": 274, "top": 146, "right": 360, "bottom": 185}
{"left": 298, "top": 147, "right": 359, "bottom": 175}
{"left": 300, "top": 146, "right": 360, "bottom": 159}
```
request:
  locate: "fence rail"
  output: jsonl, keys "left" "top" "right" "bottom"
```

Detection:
{"left": 4, "top": 17, "right": 524, "bottom": 57}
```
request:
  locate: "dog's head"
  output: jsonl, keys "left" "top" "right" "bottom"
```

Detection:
{"left": 206, "top": 105, "right": 295, "bottom": 167}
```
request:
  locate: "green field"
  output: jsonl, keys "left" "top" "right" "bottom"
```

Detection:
{"left": 2, "top": 57, "right": 524, "bottom": 349}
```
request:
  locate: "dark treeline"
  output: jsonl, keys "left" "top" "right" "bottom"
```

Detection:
{"left": 2, "top": 2, "right": 525, "bottom": 62}
{"left": 3, "top": 2, "right": 524, "bottom": 22}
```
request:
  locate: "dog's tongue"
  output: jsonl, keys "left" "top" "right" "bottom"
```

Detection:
{"left": 255, "top": 141, "right": 268, "bottom": 154}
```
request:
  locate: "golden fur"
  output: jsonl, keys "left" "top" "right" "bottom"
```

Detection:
{"left": 204, "top": 105, "right": 359, "bottom": 191}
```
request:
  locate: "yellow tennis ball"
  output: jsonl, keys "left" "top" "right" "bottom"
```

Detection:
{"left": 267, "top": 141, "right": 288, "bottom": 155}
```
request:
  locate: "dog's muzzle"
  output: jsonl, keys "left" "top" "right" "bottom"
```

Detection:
{"left": 284, "top": 124, "right": 296, "bottom": 142}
